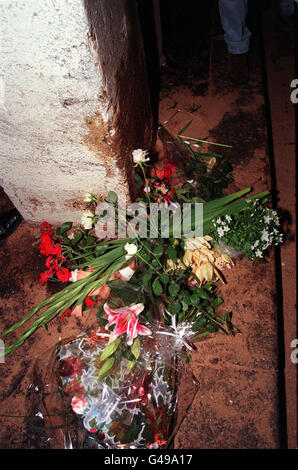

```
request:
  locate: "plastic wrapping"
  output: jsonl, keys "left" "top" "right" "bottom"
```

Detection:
{"left": 218, "top": 239, "right": 244, "bottom": 259}
{"left": 26, "top": 323, "right": 198, "bottom": 449}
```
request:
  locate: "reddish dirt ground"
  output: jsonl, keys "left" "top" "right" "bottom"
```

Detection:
{"left": 0, "top": 3, "right": 295, "bottom": 449}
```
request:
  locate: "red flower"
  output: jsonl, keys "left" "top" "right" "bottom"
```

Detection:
{"left": 103, "top": 303, "right": 152, "bottom": 346}
{"left": 45, "top": 256, "right": 53, "bottom": 268}
{"left": 156, "top": 162, "right": 176, "bottom": 182}
{"left": 85, "top": 295, "right": 95, "bottom": 307}
{"left": 56, "top": 266, "right": 71, "bottom": 283}
{"left": 39, "top": 232, "right": 55, "bottom": 256}
{"left": 52, "top": 243, "right": 62, "bottom": 257}
{"left": 60, "top": 308, "right": 72, "bottom": 319}
{"left": 39, "top": 268, "right": 54, "bottom": 285}
{"left": 40, "top": 221, "right": 52, "bottom": 232}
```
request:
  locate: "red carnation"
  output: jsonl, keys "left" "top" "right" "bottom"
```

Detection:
{"left": 85, "top": 295, "right": 95, "bottom": 307}
{"left": 56, "top": 266, "right": 71, "bottom": 283}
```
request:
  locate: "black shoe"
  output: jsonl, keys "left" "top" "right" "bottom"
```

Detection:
{"left": 228, "top": 52, "right": 249, "bottom": 85}
{"left": 0, "top": 209, "right": 23, "bottom": 240}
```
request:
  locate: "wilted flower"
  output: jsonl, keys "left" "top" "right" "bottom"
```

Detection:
{"left": 183, "top": 236, "right": 234, "bottom": 284}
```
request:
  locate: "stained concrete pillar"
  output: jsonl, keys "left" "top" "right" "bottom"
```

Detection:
{"left": 0, "top": 0, "right": 153, "bottom": 225}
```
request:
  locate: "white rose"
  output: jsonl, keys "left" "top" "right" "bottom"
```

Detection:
{"left": 81, "top": 210, "right": 94, "bottom": 230}
{"left": 124, "top": 242, "right": 138, "bottom": 259}
{"left": 132, "top": 149, "right": 150, "bottom": 165}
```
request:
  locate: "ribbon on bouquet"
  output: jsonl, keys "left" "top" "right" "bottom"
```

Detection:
{"left": 155, "top": 309, "right": 195, "bottom": 352}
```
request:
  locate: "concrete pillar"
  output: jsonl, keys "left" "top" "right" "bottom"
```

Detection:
{"left": 0, "top": 0, "right": 153, "bottom": 225}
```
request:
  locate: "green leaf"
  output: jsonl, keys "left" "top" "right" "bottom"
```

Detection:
{"left": 206, "top": 323, "right": 218, "bottom": 333}
{"left": 100, "top": 337, "right": 121, "bottom": 361}
{"left": 86, "top": 235, "right": 96, "bottom": 244}
{"left": 142, "top": 272, "right": 153, "bottom": 283}
{"left": 71, "top": 233, "right": 83, "bottom": 245}
{"left": 152, "top": 279, "right": 163, "bottom": 296}
{"left": 213, "top": 297, "right": 224, "bottom": 308}
{"left": 190, "top": 293, "right": 201, "bottom": 305}
{"left": 130, "top": 337, "right": 140, "bottom": 360}
{"left": 108, "top": 191, "right": 118, "bottom": 204}
{"left": 160, "top": 274, "right": 169, "bottom": 285}
{"left": 133, "top": 173, "right": 143, "bottom": 188}
{"left": 127, "top": 360, "right": 136, "bottom": 371}
{"left": 60, "top": 222, "right": 73, "bottom": 234}
{"left": 97, "top": 356, "right": 115, "bottom": 377}
{"left": 196, "top": 288, "right": 211, "bottom": 300}
{"left": 167, "top": 246, "right": 177, "bottom": 261}
{"left": 172, "top": 302, "right": 181, "bottom": 315}
{"left": 153, "top": 245, "right": 163, "bottom": 257}
{"left": 178, "top": 120, "right": 193, "bottom": 136}
{"left": 168, "top": 283, "right": 180, "bottom": 296}
{"left": 152, "top": 259, "right": 160, "bottom": 268}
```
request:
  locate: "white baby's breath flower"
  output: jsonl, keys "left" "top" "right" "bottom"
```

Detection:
{"left": 124, "top": 242, "right": 138, "bottom": 260}
{"left": 251, "top": 240, "right": 259, "bottom": 250}
{"left": 264, "top": 215, "right": 271, "bottom": 224}
{"left": 132, "top": 149, "right": 150, "bottom": 166}
{"left": 81, "top": 210, "right": 94, "bottom": 230}
{"left": 217, "top": 227, "right": 225, "bottom": 238}
{"left": 261, "top": 230, "right": 269, "bottom": 242}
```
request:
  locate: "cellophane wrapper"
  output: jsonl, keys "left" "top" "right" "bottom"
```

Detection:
{"left": 26, "top": 324, "right": 198, "bottom": 449}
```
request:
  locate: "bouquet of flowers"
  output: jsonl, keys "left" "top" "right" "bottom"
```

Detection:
{"left": 28, "top": 321, "right": 198, "bottom": 449}
{"left": 1, "top": 125, "right": 283, "bottom": 449}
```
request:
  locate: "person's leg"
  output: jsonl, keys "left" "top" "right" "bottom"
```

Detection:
{"left": 280, "top": 0, "right": 294, "bottom": 17}
{"left": 218, "top": 0, "right": 251, "bottom": 84}
{"left": 218, "top": 0, "right": 251, "bottom": 54}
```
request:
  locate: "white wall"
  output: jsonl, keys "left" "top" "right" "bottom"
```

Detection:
{"left": 0, "top": 0, "right": 132, "bottom": 224}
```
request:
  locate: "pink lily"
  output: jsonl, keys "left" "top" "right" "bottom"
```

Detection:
{"left": 103, "top": 303, "right": 152, "bottom": 346}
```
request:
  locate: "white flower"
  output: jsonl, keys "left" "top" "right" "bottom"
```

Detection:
{"left": 81, "top": 210, "right": 94, "bottom": 230}
{"left": 84, "top": 192, "right": 94, "bottom": 202}
{"left": 264, "top": 215, "right": 271, "bottom": 224}
{"left": 261, "top": 230, "right": 269, "bottom": 242}
{"left": 69, "top": 269, "right": 78, "bottom": 283}
{"left": 225, "top": 215, "right": 232, "bottom": 222}
{"left": 255, "top": 249, "right": 263, "bottom": 258}
{"left": 251, "top": 240, "right": 259, "bottom": 250}
{"left": 217, "top": 227, "right": 225, "bottom": 238}
{"left": 132, "top": 149, "right": 150, "bottom": 165}
{"left": 124, "top": 242, "right": 138, "bottom": 259}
